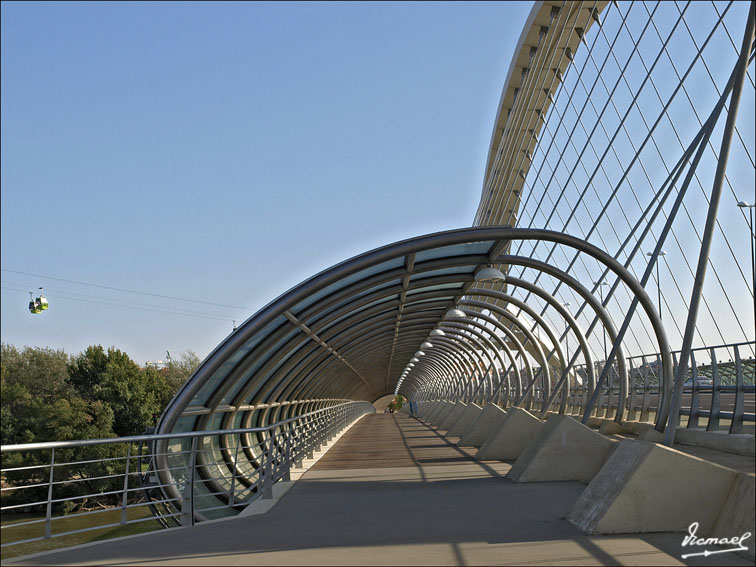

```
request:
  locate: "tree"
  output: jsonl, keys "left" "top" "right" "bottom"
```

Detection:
{"left": 68, "top": 346, "right": 172, "bottom": 437}
{"left": 1, "top": 343, "right": 70, "bottom": 401}
{"left": 163, "top": 349, "right": 201, "bottom": 392}
{"left": 1, "top": 343, "right": 191, "bottom": 513}
{"left": 1, "top": 343, "right": 75, "bottom": 445}
{"left": 388, "top": 394, "right": 405, "bottom": 412}
{"left": 1, "top": 344, "right": 119, "bottom": 512}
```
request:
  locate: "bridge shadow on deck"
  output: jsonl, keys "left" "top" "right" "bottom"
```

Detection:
{"left": 8, "top": 414, "right": 752, "bottom": 566}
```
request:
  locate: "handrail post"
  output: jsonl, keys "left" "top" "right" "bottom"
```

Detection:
{"left": 45, "top": 447, "right": 55, "bottom": 539}
{"left": 688, "top": 350, "right": 701, "bottom": 429}
{"left": 305, "top": 415, "right": 315, "bottom": 460}
{"left": 121, "top": 443, "right": 132, "bottom": 525}
{"left": 730, "top": 345, "right": 745, "bottom": 434}
{"left": 707, "top": 349, "right": 722, "bottom": 431}
{"left": 282, "top": 423, "right": 292, "bottom": 482}
{"left": 627, "top": 359, "right": 638, "bottom": 421}
{"left": 640, "top": 357, "right": 651, "bottom": 422}
{"left": 262, "top": 435, "right": 273, "bottom": 499}
{"left": 181, "top": 436, "right": 198, "bottom": 527}
{"left": 229, "top": 436, "right": 241, "bottom": 507}
{"left": 293, "top": 418, "right": 304, "bottom": 468}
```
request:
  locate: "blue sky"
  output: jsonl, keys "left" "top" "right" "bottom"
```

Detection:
{"left": 1, "top": 1, "right": 531, "bottom": 364}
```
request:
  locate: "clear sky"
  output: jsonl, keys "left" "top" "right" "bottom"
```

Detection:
{"left": 1, "top": 1, "right": 531, "bottom": 364}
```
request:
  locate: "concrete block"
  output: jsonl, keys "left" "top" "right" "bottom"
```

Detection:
{"left": 438, "top": 402, "right": 467, "bottom": 432}
{"left": 637, "top": 425, "right": 666, "bottom": 443}
{"left": 426, "top": 401, "right": 449, "bottom": 424}
{"left": 712, "top": 472, "right": 755, "bottom": 561}
{"left": 675, "top": 429, "right": 755, "bottom": 457}
{"left": 476, "top": 407, "right": 544, "bottom": 461}
{"left": 569, "top": 439, "right": 738, "bottom": 534}
{"left": 585, "top": 417, "right": 604, "bottom": 429}
{"left": 620, "top": 420, "right": 647, "bottom": 434}
{"left": 430, "top": 402, "right": 456, "bottom": 426}
{"left": 635, "top": 425, "right": 755, "bottom": 457}
{"left": 599, "top": 421, "right": 629, "bottom": 436}
{"left": 509, "top": 414, "right": 618, "bottom": 484}
{"left": 426, "top": 401, "right": 445, "bottom": 421}
{"left": 458, "top": 404, "right": 507, "bottom": 447}
{"left": 239, "top": 481, "right": 294, "bottom": 516}
{"left": 446, "top": 403, "right": 482, "bottom": 438}
{"left": 419, "top": 401, "right": 440, "bottom": 420}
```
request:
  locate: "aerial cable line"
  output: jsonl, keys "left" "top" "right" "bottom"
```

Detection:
{"left": 1, "top": 279, "right": 238, "bottom": 320}
{"left": 1, "top": 269, "right": 254, "bottom": 311}
{"left": 1, "top": 284, "right": 234, "bottom": 323}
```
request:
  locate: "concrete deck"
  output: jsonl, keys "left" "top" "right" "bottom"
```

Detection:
{"left": 8, "top": 414, "right": 753, "bottom": 566}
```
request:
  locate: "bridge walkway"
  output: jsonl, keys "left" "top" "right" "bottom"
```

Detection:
{"left": 7, "top": 414, "right": 751, "bottom": 566}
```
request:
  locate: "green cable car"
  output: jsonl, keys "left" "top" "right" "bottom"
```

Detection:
{"left": 28, "top": 292, "right": 41, "bottom": 314}
{"left": 28, "top": 288, "right": 48, "bottom": 314}
{"left": 38, "top": 287, "right": 48, "bottom": 310}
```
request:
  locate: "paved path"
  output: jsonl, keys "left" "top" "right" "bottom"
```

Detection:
{"left": 8, "top": 414, "right": 752, "bottom": 566}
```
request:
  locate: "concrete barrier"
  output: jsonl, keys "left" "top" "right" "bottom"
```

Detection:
{"left": 458, "top": 404, "right": 507, "bottom": 447}
{"left": 446, "top": 403, "right": 482, "bottom": 438}
{"left": 426, "top": 401, "right": 450, "bottom": 424}
{"left": 420, "top": 401, "right": 442, "bottom": 421}
{"left": 429, "top": 402, "right": 456, "bottom": 426}
{"left": 713, "top": 472, "right": 755, "bottom": 561}
{"left": 634, "top": 424, "right": 755, "bottom": 456}
{"left": 568, "top": 439, "right": 738, "bottom": 535}
{"left": 598, "top": 421, "right": 630, "bottom": 435}
{"left": 508, "top": 414, "right": 618, "bottom": 483}
{"left": 676, "top": 429, "right": 756, "bottom": 457}
{"left": 475, "top": 407, "right": 544, "bottom": 461}
{"left": 416, "top": 402, "right": 429, "bottom": 418}
{"left": 438, "top": 402, "right": 467, "bottom": 432}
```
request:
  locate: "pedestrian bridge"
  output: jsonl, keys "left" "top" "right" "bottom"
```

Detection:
{"left": 2, "top": 0, "right": 755, "bottom": 564}
{"left": 6, "top": 412, "right": 754, "bottom": 566}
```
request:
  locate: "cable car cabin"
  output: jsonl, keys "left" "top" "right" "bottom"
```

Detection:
{"left": 38, "top": 289, "right": 48, "bottom": 310}
{"left": 28, "top": 298, "right": 42, "bottom": 314}
{"left": 28, "top": 288, "right": 47, "bottom": 314}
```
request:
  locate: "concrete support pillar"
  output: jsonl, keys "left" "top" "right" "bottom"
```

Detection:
{"left": 458, "top": 404, "right": 507, "bottom": 447}
{"left": 508, "top": 415, "right": 617, "bottom": 483}
{"left": 447, "top": 403, "right": 483, "bottom": 438}
{"left": 439, "top": 402, "right": 467, "bottom": 432}
{"left": 569, "top": 440, "right": 738, "bottom": 536}
{"left": 475, "top": 407, "right": 544, "bottom": 461}
{"left": 430, "top": 402, "right": 456, "bottom": 427}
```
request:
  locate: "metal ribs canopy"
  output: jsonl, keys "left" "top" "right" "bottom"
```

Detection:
{"left": 157, "top": 228, "right": 512, "bottom": 434}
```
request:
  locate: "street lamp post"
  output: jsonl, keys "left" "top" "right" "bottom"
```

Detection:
{"left": 738, "top": 201, "right": 755, "bottom": 307}
{"left": 561, "top": 301, "right": 573, "bottom": 411}
{"left": 646, "top": 250, "right": 667, "bottom": 320}
{"left": 562, "top": 302, "right": 571, "bottom": 362}
{"left": 594, "top": 280, "right": 611, "bottom": 416}
{"left": 593, "top": 281, "right": 610, "bottom": 364}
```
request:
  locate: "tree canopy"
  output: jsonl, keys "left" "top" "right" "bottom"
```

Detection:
{"left": 1, "top": 343, "right": 199, "bottom": 444}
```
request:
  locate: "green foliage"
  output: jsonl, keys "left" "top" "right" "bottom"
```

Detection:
{"left": 1, "top": 343, "right": 197, "bottom": 444}
{"left": 68, "top": 346, "right": 173, "bottom": 437}
{"left": 163, "top": 349, "right": 201, "bottom": 392}
{"left": 388, "top": 394, "right": 405, "bottom": 412}
{"left": 1, "top": 342, "right": 196, "bottom": 514}
{"left": 1, "top": 344, "right": 96, "bottom": 445}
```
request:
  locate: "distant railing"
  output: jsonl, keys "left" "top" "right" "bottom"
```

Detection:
{"left": 562, "top": 341, "right": 755, "bottom": 432}
{"left": 1, "top": 400, "right": 374, "bottom": 552}
{"left": 417, "top": 341, "right": 754, "bottom": 434}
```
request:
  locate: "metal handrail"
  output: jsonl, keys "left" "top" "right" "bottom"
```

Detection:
{"left": 1, "top": 400, "right": 375, "bottom": 551}
{"left": 413, "top": 340, "right": 754, "bottom": 433}
{"left": 1, "top": 400, "right": 367, "bottom": 453}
